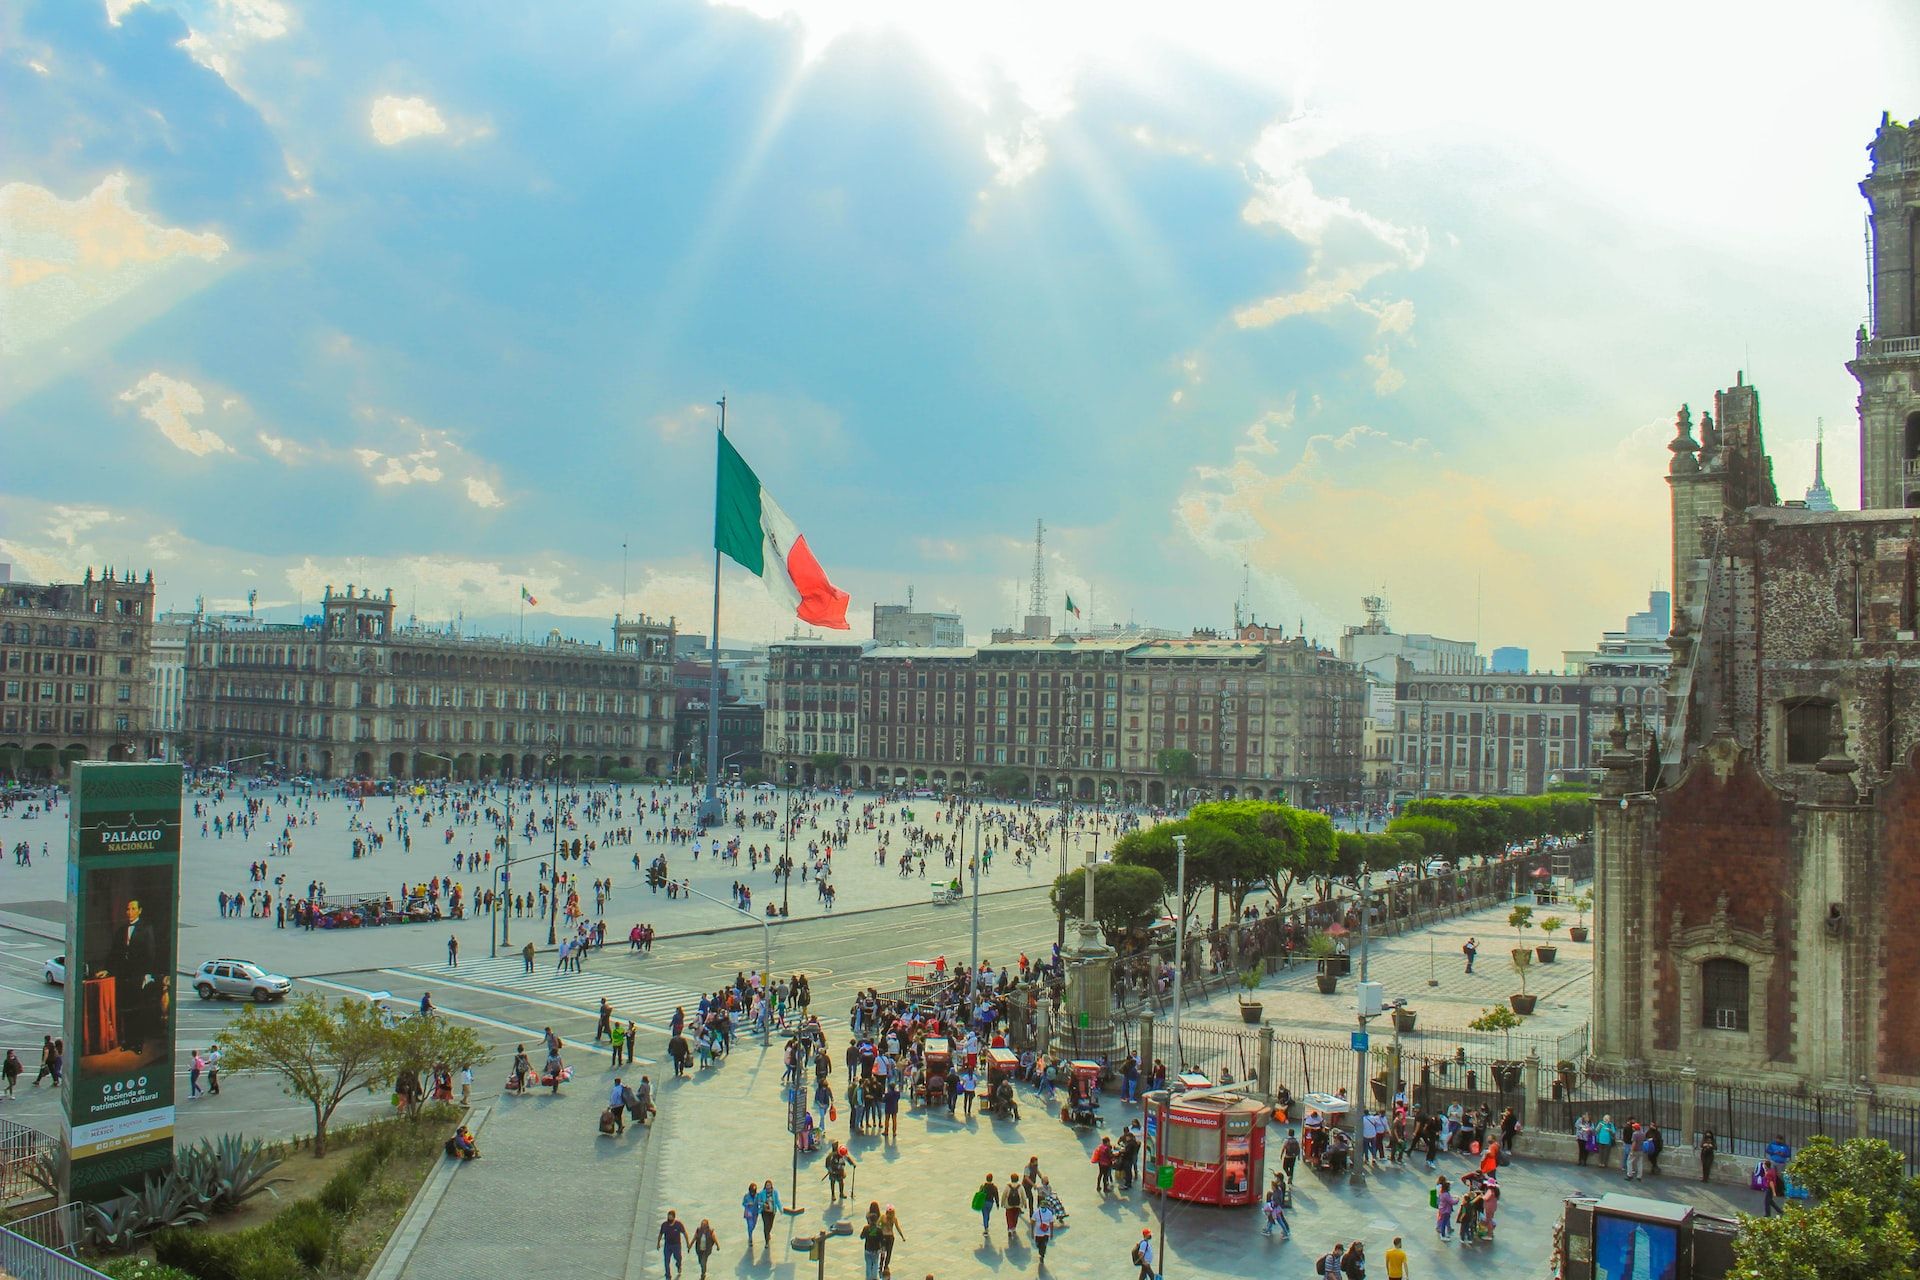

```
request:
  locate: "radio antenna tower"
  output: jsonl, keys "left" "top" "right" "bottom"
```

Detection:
{"left": 1029, "top": 519, "right": 1047, "bottom": 619}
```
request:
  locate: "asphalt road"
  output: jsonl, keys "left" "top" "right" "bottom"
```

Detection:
{"left": 0, "top": 885, "right": 1065, "bottom": 1148}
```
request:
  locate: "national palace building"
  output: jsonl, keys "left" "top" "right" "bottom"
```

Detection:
{"left": 0, "top": 567, "right": 158, "bottom": 777}
{"left": 763, "top": 629, "right": 1369, "bottom": 806}
{"left": 181, "top": 584, "right": 677, "bottom": 780}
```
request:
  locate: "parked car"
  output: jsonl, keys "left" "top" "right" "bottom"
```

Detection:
{"left": 193, "top": 959, "right": 293, "bottom": 1002}
{"left": 43, "top": 955, "right": 65, "bottom": 986}
{"left": 1424, "top": 859, "right": 1455, "bottom": 877}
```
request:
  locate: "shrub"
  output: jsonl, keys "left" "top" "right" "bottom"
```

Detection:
{"left": 276, "top": 1200, "right": 333, "bottom": 1270}
{"left": 318, "top": 1167, "right": 363, "bottom": 1216}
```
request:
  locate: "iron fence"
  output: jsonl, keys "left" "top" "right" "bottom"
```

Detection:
{"left": 0, "top": 1117, "right": 50, "bottom": 1205}
{"left": 1697, "top": 1083, "right": 1857, "bottom": 1162}
{"left": 4, "top": 1204, "right": 86, "bottom": 1256}
{"left": 0, "top": 1215, "right": 110, "bottom": 1280}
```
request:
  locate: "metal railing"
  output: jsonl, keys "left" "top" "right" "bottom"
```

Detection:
{"left": 4, "top": 1203, "right": 86, "bottom": 1255}
{"left": 0, "top": 1117, "right": 50, "bottom": 1204}
{"left": 1857, "top": 334, "right": 1920, "bottom": 360}
{"left": 0, "top": 1210, "right": 111, "bottom": 1280}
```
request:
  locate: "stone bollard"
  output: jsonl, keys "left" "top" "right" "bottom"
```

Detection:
{"left": 1259, "top": 1023, "right": 1275, "bottom": 1102}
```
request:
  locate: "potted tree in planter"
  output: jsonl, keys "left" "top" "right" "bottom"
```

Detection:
{"left": 1236, "top": 960, "right": 1266, "bottom": 1024}
{"left": 1392, "top": 1003, "right": 1418, "bottom": 1034}
{"left": 1469, "top": 1005, "right": 1524, "bottom": 1088}
{"left": 1308, "top": 933, "right": 1341, "bottom": 994}
{"left": 1568, "top": 891, "right": 1592, "bottom": 944}
{"left": 1536, "top": 915, "right": 1564, "bottom": 964}
{"left": 1507, "top": 904, "right": 1534, "bottom": 966}
{"left": 1509, "top": 949, "right": 1537, "bottom": 1016}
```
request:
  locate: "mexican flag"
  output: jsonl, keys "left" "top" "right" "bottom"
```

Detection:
{"left": 520, "top": 585, "right": 538, "bottom": 607}
{"left": 1066, "top": 594, "right": 1081, "bottom": 619}
{"left": 714, "top": 432, "right": 850, "bottom": 630}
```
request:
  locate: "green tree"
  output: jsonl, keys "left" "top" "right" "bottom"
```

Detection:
{"left": 811, "top": 751, "right": 844, "bottom": 777}
{"left": 216, "top": 995, "right": 401, "bottom": 1157}
{"left": 1388, "top": 814, "right": 1457, "bottom": 857}
{"left": 1734, "top": 1137, "right": 1920, "bottom": 1280}
{"left": 1156, "top": 748, "right": 1199, "bottom": 801}
{"left": 1049, "top": 863, "right": 1167, "bottom": 944}
{"left": 392, "top": 1011, "right": 492, "bottom": 1095}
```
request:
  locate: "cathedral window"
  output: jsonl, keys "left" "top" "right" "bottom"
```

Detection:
{"left": 1701, "top": 958, "right": 1750, "bottom": 1031}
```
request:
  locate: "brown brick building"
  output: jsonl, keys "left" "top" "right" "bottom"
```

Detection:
{"left": 0, "top": 567, "right": 157, "bottom": 778}
{"left": 1592, "top": 116, "right": 1920, "bottom": 1092}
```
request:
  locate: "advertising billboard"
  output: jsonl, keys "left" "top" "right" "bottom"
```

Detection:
{"left": 62, "top": 762, "right": 183, "bottom": 1204}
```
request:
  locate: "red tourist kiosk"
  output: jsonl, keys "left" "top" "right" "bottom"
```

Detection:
{"left": 1141, "top": 1085, "right": 1267, "bottom": 1207}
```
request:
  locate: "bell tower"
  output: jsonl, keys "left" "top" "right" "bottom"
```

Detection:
{"left": 1848, "top": 112, "right": 1920, "bottom": 510}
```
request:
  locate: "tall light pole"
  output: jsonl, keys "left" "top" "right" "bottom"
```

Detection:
{"left": 546, "top": 734, "right": 563, "bottom": 946}
{"left": 968, "top": 812, "right": 982, "bottom": 1000}
{"left": 420, "top": 749, "right": 497, "bottom": 957}
{"left": 1170, "top": 833, "right": 1188, "bottom": 1074}
{"left": 1055, "top": 795, "right": 1071, "bottom": 949}
{"left": 1350, "top": 866, "right": 1376, "bottom": 1189}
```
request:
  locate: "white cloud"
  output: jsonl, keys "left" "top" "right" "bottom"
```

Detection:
{"left": 1233, "top": 260, "right": 1389, "bottom": 330}
{"left": 983, "top": 120, "right": 1048, "bottom": 190}
{"left": 175, "top": 0, "right": 291, "bottom": 88}
{"left": 0, "top": 174, "right": 228, "bottom": 356}
{"left": 357, "top": 445, "right": 443, "bottom": 486}
{"left": 1364, "top": 347, "right": 1405, "bottom": 396}
{"left": 652, "top": 402, "right": 713, "bottom": 443}
{"left": 369, "top": 95, "right": 494, "bottom": 147}
{"left": 464, "top": 477, "right": 504, "bottom": 509}
{"left": 119, "top": 373, "right": 233, "bottom": 457}
{"left": 1241, "top": 112, "right": 1429, "bottom": 266}
{"left": 370, "top": 95, "right": 448, "bottom": 145}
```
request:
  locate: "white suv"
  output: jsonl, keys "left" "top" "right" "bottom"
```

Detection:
{"left": 194, "top": 959, "right": 293, "bottom": 1003}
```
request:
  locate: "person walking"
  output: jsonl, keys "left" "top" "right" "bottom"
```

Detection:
{"left": 1462, "top": 937, "right": 1477, "bottom": 974}
{"left": 878, "top": 1204, "right": 904, "bottom": 1278}
{"left": 741, "top": 1184, "right": 763, "bottom": 1248}
{"left": 447, "top": 933, "right": 459, "bottom": 967}
{"left": 972, "top": 1174, "right": 1000, "bottom": 1241}
{"left": 1002, "top": 1174, "right": 1024, "bottom": 1244}
{"left": 657, "top": 1209, "right": 688, "bottom": 1280}
{"left": 1760, "top": 1161, "right": 1785, "bottom": 1217}
{"left": 1033, "top": 1198, "right": 1056, "bottom": 1266}
{"left": 597, "top": 998, "right": 614, "bottom": 1043}
{"left": 1262, "top": 1172, "right": 1291, "bottom": 1239}
{"left": 690, "top": 1220, "right": 719, "bottom": 1280}
{"left": 188, "top": 1049, "right": 204, "bottom": 1099}
{"left": 206, "top": 1045, "right": 221, "bottom": 1096}
{"left": 1341, "top": 1240, "right": 1368, "bottom": 1278}
{"left": 758, "top": 1177, "right": 781, "bottom": 1245}
{"left": 522, "top": 940, "right": 535, "bottom": 974}
{"left": 1433, "top": 1177, "right": 1455, "bottom": 1241}
{"left": 1282, "top": 1127, "right": 1301, "bottom": 1185}
{"left": 2, "top": 1049, "right": 21, "bottom": 1098}
{"left": 31, "top": 1036, "right": 54, "bottom": 1088}
{"left": 1131, "top": 1229, "right": 1154, "bottom": 1280}
{"left": 607, "top": 1079, "right": 628, "bottom": 1134}
{"left": 1384, "top": 1236, "right": 1408, "bottom": 1280}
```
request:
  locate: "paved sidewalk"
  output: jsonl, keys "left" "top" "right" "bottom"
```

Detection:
{"left": 370, "top": 1015, "right": 1754, "bottom": 1280}
{"left": 1179, "top": 895, "right": 1594, "bottom": 1054}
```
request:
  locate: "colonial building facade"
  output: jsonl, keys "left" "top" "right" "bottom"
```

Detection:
{"left": 1592, "top": 114, "right": 1920, "bottom": 1095}
{"left": 0, "top": 568, "right": 156, "bottom": 776}
{"left": 765, "top": 633, "right": 1367, "bottom": 805}
{"left": 183, "top": 585, "right": 676, "bottom": 779}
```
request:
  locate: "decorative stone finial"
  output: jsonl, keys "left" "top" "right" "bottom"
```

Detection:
{"left": 1668, "top": 405, "right": 1700, "bottom": 474}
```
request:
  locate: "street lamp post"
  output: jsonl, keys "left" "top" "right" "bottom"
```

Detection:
{"left": 968, "top": 813, "right": 982, "bottom": 1000}
{"left": 419, "top": 749, "right": 497, "bottom": 958}
{"left": 546, "top": 735, "right": 563, "bottom": 947}
{"left": 1055, "top": 796, "right": 1071, "bottom": 950}
{"left": 1350, "top": 866, "right": 1376, "bottom": 1189}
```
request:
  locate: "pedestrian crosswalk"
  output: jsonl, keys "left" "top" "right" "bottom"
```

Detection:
{"left": 388, "top": 954, "right": 702, "bottom": 1036}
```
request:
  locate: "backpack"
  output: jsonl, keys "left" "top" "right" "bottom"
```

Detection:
{"left": 1131, "top": 1243, "right": 1144, "bottom": 1265}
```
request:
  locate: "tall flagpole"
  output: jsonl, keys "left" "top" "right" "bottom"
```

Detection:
{"left": 700, "top": 397, "right": 727, "bottom": 827}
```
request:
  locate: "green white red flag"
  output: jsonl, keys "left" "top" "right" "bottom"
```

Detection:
{"left": 714, "top": 432, "right": 850, "bottom": 630}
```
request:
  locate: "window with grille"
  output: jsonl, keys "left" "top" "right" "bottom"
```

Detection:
{"left": 1702, "top": 958, "right": 1749, "bottom": 1031}
{"left": 1783, "top": 699, "right": 1833, "bottom": 764}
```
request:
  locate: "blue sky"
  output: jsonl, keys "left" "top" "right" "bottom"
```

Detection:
{"left": 2, "top": 1, "right": 1916, "bottom": 661}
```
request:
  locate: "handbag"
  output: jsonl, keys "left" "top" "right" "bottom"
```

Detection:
{"left": 1749, "top": 1163, "right": 1766, "bottom": 1191}
{"left": 972, "top": 1189, "right": 988, "bottom": 1212}
{"left": 828, "top": 1104, "right": 838, "bottom": 1122}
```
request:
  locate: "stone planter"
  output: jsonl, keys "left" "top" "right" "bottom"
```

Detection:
{"left": 1315, "top": 972, "right": 1340, "bottom": 995}
{"left": 1535, "top": 945, "right": 1558, "bottom": 964}
{"left": 1392, "top": 1008, "right": 1418, "bottom": 1034}
{"left": 1238, "top": 1000, "right": 1263, "bottom": 1025}
{"left": 1509, "top": 993, "right": 1538, "bottom": 1015}
{"left": 1568, "top": 926, "right": 1590, "bottom": 943}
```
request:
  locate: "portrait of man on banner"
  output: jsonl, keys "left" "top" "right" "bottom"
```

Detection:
{"left": 79, "top": 865, "right": 175, "bottom": 1069}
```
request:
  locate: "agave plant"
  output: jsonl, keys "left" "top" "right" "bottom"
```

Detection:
{"left": 86, "top": 1195, "right": 150, "bottom": 1252}
{"left": 202, "top": 1133, "right": 288, "bottom": 1211}
{"left": 24, "top": 1136, "right": 67, "bottom": 1199}
{"left": 132, "top": 1170, "right": 208, "bottom": 1233}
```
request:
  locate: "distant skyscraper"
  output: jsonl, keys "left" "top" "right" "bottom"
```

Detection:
{"left": 1803, "top": 421, "right": 1838, "bottom": 512}
{"left": 1490, "top": 646, "right": 1528, "bottom": 674}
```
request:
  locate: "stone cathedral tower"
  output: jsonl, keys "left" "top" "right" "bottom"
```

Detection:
{"left": 1848, "top": 113, "right": 1920, "bottom": 509}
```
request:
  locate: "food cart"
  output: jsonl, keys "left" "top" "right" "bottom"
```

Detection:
{"left": 906, "top": 959, "right": 936, "bottom": 988}
{"left": 982, "top": 1046, "right": 1019, "bottom": 1115}
{"left": 1063, "top": 1059, "right": 1103, "bottom": 1126}
{"left": 921, "top": 1037, "right": 951, "bottom": 1107}
{"left": 1141, "top": 1087, "right": 1267, "bottom": 1207}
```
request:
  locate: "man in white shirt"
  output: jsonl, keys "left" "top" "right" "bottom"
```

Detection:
{"left": 608, "top": 1078, "right": 628, "bottom": 1133}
